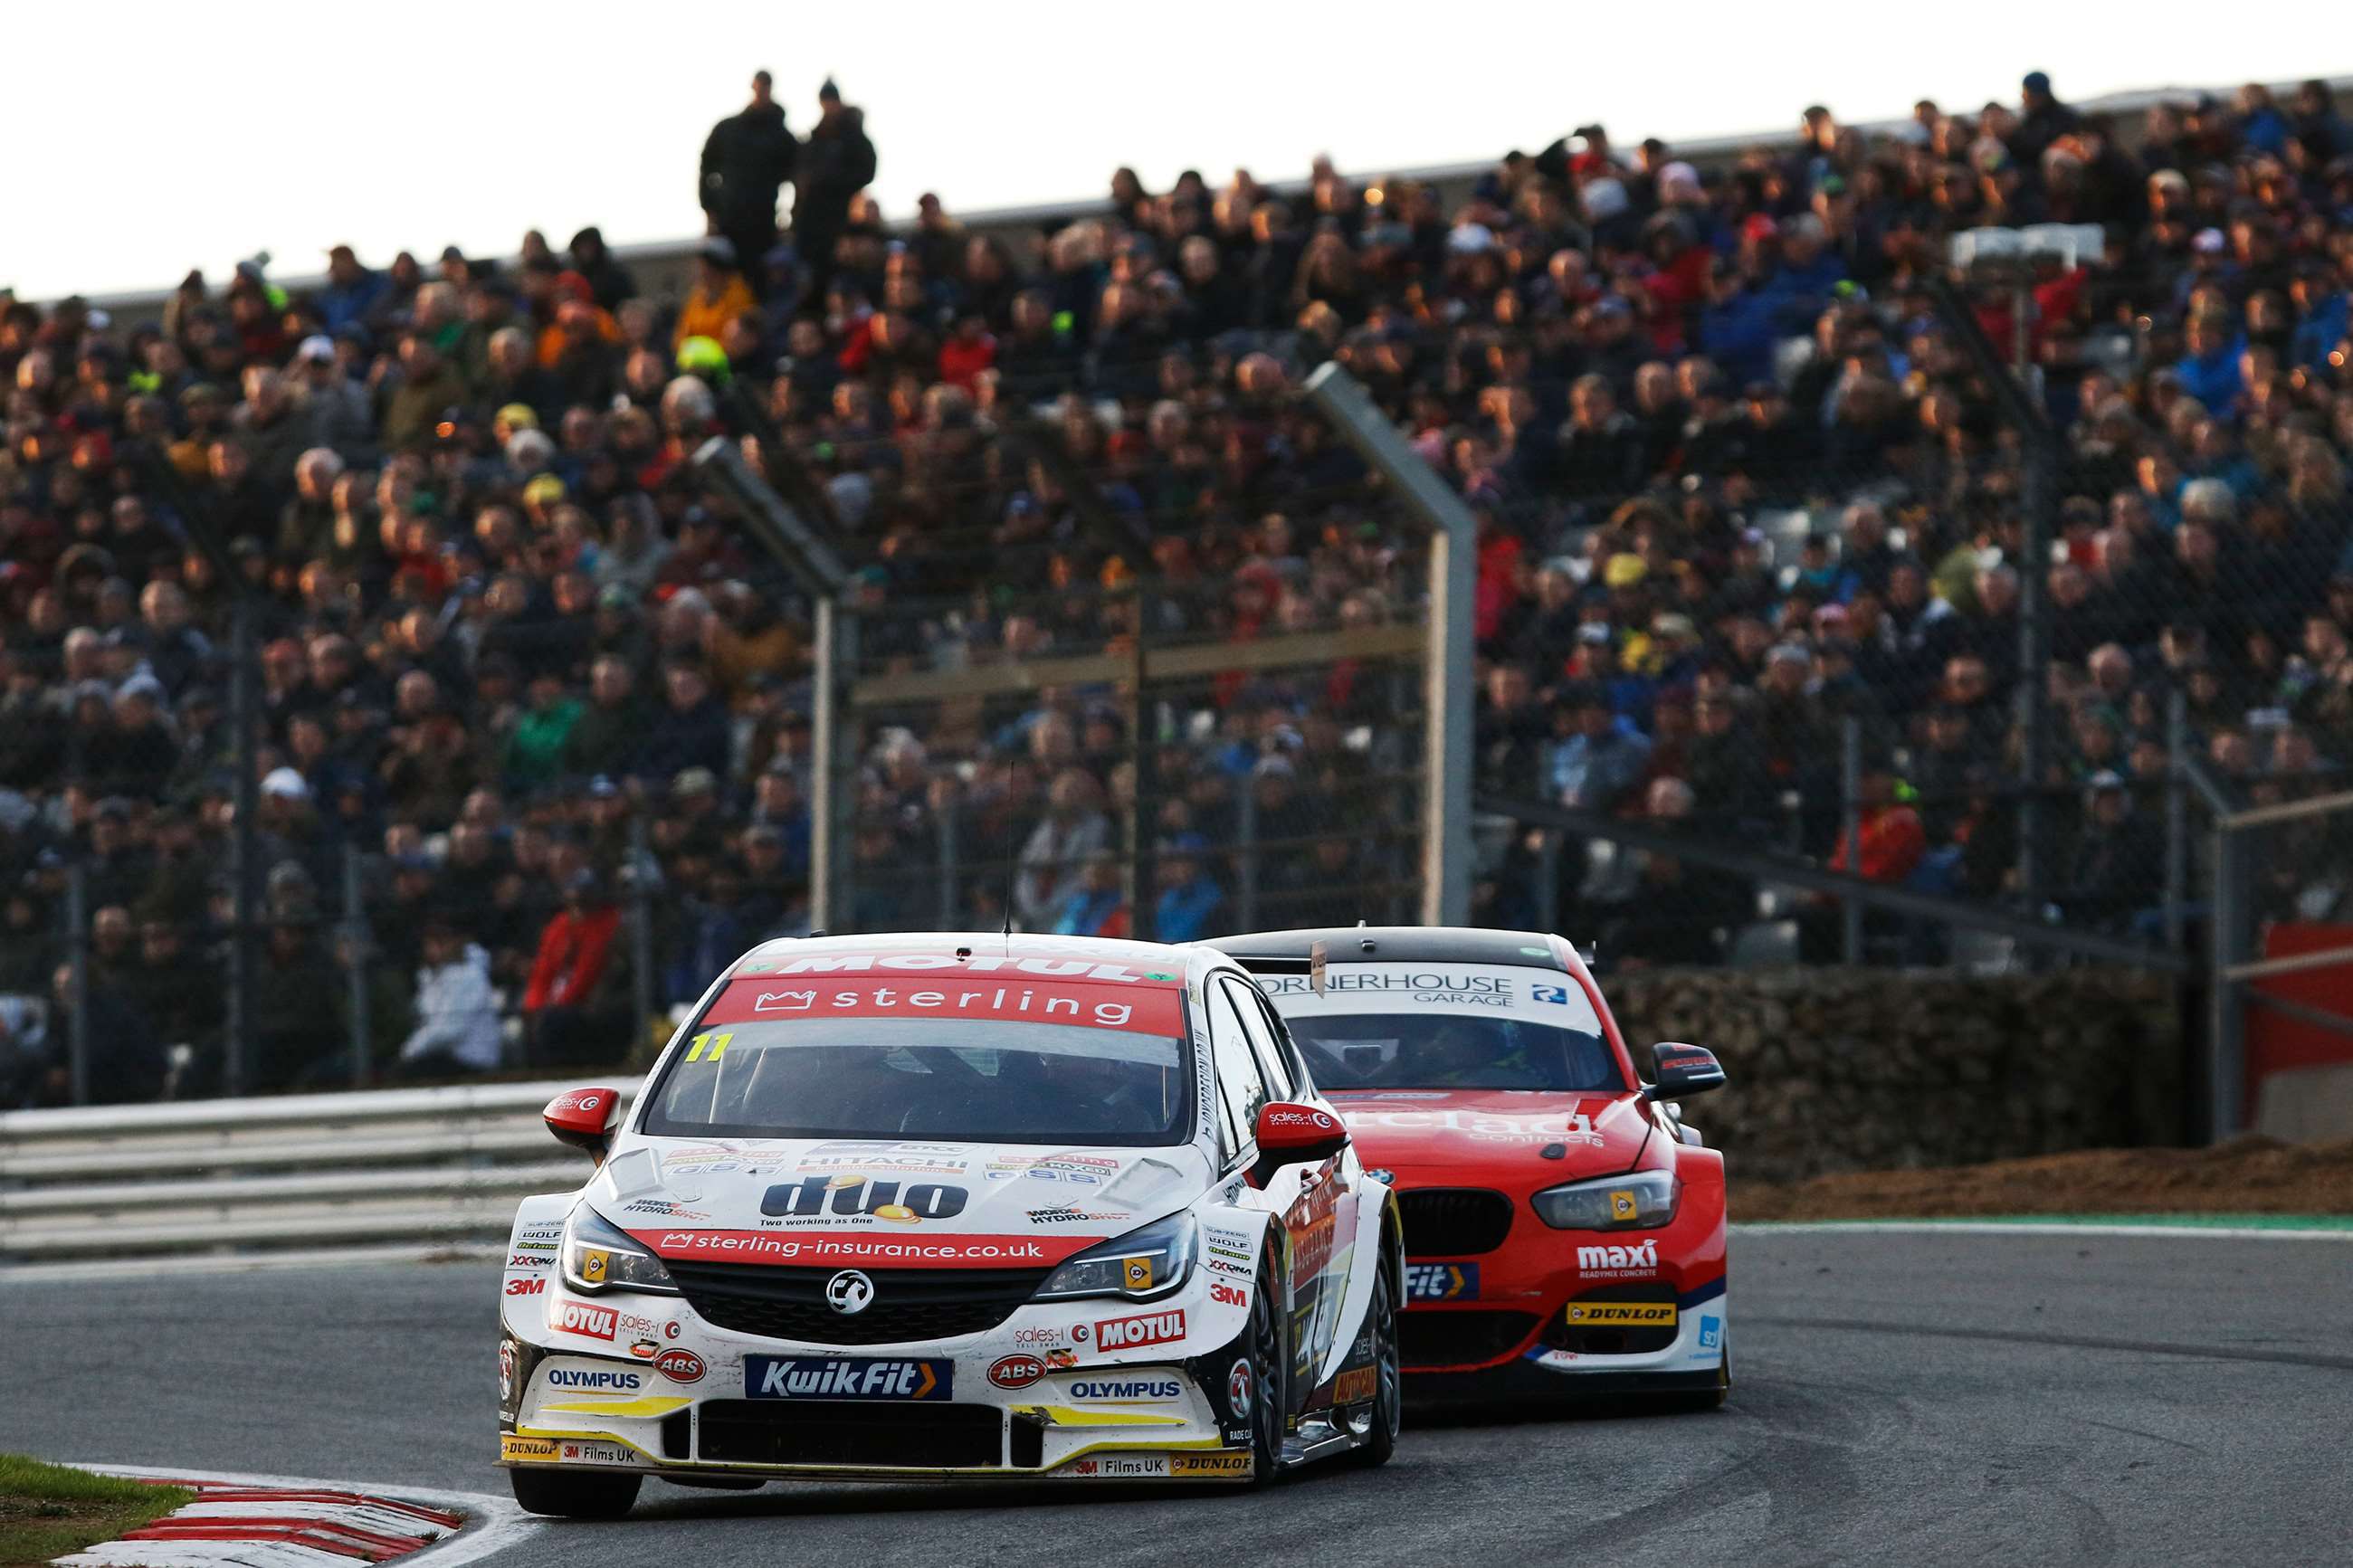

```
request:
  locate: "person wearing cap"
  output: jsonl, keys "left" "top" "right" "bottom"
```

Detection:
{"left": 290, "top": 332, "right": 372, "bottom": 452}
{"left": 392, "top": 916, "right": 503, "bottom": 1079}
{"left": 791, "top": 77, "right": 877, "bottom": 309}
{"left": 701, "top": 71, "right": 799, "bottom": 301}
{"left": 2053, "top": 771, "right": 2162, "bottom": 932}
{"left": 2011, "top": 71, "right": 2082, "bottom": 169}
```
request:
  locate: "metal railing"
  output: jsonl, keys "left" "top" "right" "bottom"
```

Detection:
{"left": 0, "top": 1080, "right": 612, "bottom": 1264}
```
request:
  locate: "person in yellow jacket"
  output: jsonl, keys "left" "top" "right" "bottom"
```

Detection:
{"left": 674, "top": 238, "right": 756, "bottom": 354}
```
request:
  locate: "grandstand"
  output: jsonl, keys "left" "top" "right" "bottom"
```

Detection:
{"left": 5, "top": 71, "right": 2352, "bottom": 1105}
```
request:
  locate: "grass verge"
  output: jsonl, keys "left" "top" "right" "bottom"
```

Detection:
{"left": 0, "top": 1454, "right": 193, "bottom": 1567}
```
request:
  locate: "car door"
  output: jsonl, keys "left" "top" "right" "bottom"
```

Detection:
{"left": 1215, "top": 974, "right": 1348, "bottom": 1395}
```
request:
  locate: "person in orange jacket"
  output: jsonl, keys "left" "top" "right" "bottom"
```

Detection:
{"left": 674, "top": 239, "right": 756, "bottom": 354}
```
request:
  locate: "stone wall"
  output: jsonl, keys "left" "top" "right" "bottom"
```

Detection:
{"left": 1608, "top": 968, "right": 2184, "bottom": 1183}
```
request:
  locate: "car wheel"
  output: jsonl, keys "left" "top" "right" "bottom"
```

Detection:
{"left": 509, "top": 1466, "right": 643, "bottom": 1519}
{"left": 1243, "top": 1239, "right": 1290, "bottom": 1488}
{"left": 1662, "top": 1345, "right": 1730, "bottom": 1413}
{"left": 1345, "top": 1267, "right": 1400, "bottom": 1468}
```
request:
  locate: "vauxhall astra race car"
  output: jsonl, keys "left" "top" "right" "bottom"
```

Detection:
{"left": 497, "top": 933, "right": 1403, "bottom": 1516}
{"left": 1210, "top": 927, "right": 1729, "bottom": 1407}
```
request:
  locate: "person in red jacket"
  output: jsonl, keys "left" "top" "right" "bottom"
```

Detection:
{"left": 1830, "top": 764, "right": 1929, "bottom": 884}
{"left": 524, "top": 868, "right": 631, "bottom": 1068}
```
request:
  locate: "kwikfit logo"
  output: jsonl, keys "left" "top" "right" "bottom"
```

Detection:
{"left": 1576, "top": 1240, "right": 1658, "bottom": 1270}
{"left": 761, "top": 1176, "right": 968, "bottom": 1220}
{"left": 747, "top": 1356, "right": 950, "bottom": 1401}
{"left": 1094, "top": 1310, "right": 1186, "bottom": 1350}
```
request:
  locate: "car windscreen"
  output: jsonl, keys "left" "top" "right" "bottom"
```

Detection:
{"left": 1282, "top": 1013, "right": 1623, "bottom": 1092}
{"left": 641, "top": 979, "right": 1193, "bottom": 1145}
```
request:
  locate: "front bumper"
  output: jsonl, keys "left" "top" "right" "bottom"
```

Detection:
{"left": 499, "top": 1279, "right": 1261, "bottom": 1483}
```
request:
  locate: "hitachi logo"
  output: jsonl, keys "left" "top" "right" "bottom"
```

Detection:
{"left": 1576, "top": 1240, "right": 1658, "bottom": 1270}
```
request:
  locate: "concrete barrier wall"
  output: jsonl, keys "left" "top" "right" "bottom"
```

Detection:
{"left": 1611, "top": 967, "right": 2182, "bottom": 1183}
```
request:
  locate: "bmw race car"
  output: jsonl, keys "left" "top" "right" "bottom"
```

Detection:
{"left": 498, "top": 934, "right": 1403, "bottom": 1516}
{"left": 1210, "top": 927, "right": 1729, "bottom": 1407}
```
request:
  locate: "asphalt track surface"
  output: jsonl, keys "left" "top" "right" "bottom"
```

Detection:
{"left": 7, "top": 1230, "right": 2351, "bottom": 1567}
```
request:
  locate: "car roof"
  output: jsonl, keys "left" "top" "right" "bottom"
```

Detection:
{"left": 1205, "top": 925, "right": 1582, "bottom": 976}
{"left": 727, "top": 931, "right": 1235, "bottom": 985}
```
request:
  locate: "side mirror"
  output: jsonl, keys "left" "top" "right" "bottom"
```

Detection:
{"left": 544, "top": 1087, "right": 624, "bottom": 1162}
{"left": 1248, "top": 1101, "right": 1348, "bottom": 1187}
{"left": 1643, "top": 1041, "right": 1726, "bottom": 1100}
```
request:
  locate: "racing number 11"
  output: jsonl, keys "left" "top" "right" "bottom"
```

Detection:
{"left": 683, "top": 1031, "right": 734, "bottom": 1063}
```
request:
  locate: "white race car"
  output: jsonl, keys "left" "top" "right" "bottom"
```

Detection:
{"left": 497, "top": 933, "right": 1403, "bottom": 1516}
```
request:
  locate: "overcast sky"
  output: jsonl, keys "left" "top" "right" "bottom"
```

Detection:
{"left": 5, "top": 1, "right": 2339, "bottom": 302}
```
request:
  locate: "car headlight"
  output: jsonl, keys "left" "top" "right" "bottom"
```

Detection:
{"left": 1530, "top": 1170, "right": 1681, "bottom": 1231}
{"left": 562, "top": 1206, "right": 681, "bottom": 1295}
{"left": 1032, "top": 1212, "right": 1196, "bottom": 1302}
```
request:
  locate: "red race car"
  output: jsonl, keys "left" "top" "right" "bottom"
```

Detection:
{"left": 1210, "top": 927, "right": 1728, "bottom": 1407}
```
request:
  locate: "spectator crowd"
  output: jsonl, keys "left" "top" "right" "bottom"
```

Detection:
{"left": 6, "top": 67, "right": 2353, "bottom": 1103}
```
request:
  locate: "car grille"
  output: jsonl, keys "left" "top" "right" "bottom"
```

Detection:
{"left": 1540, "top": 1283, "right": 1681, "bottom": 1357}
{"left": 1397, "top": 1188, "right": 1516, "bottom": 1256}
{"left": 666, "top": 1261, "right": 1055, "bottom": 1345}
{"left": 697, "top": 1401, "right": 1004, "bottom": 1468}
{"left": 1397, "top": 1309, "right": 1539, "bottom": 1369}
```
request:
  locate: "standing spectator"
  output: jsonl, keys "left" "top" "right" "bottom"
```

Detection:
{"left": 792, "top": 78, "right": 878, "bottom": 309}
{"left": 674, "top": 240, "right": 757, "bottom": 354}
{"left": 700, "top": 71, "right": 799, "bottom": 299}
{"left": 1015, "top": 768, "right": 1110, "bottom": 929}
{"left": 523, "top": 869, "right": 631, "bottom": 1068}
{"left": 391, "top": 917, "right": 503, "bottom": 1079}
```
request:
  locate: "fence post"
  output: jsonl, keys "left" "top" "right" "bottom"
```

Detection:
{"left": 224, "top": 592, "right": 255, "bottom": 1098}
{"left": 1301, "top": 362, "right": 1473, "bottom": 926}
{"left": 65, "top": 861, "right": 90, "bottom": 1107}
{"left": 1236, "top": 778, "right": 1260, "bottom": 932}
{"left": 2164, "top": 689, "right": 2188, "bottom": 955}
{"left": 1534, "top": 826, "right": 1560, "bottom": 937}
{"left": 937, "top": 791, "right": 961, "bottom": 931}
{"left": 343, "top": 841, "right": 370, "bottom": 1088}
{"left": 810, "top": 596, "right": 858, "bottom": 932}
{"left": 2206, "top": 821, "right": 2243, "bottom": 1141}
{"left": 629, "top": 811, "right": 658, "bottom": 1055}
{"left": 1841, "top": 716, "right": 1863, "bottom": 965}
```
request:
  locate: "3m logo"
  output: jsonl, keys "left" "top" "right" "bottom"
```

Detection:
{"left": 1094, "top": 1309, "right": 1186, "bottom": 1350}
{"left": 1170, "top": 1451, "right": 1253, "bottom": 1478}
{"left": 1575, "top": 1240, "right": 1659, "bottom": 1275}
{"left": 504, "top": 1277, "right": 547, "bottom": 1297}
{"left": 1209, "top": 1281, "right": 1247, "bottom": 1307}
{"left": 549, "top": 1300, "right": 617, "bottom": 1340}
{"left": 1567, "top": 1301, "right": 1677, "bottom": 1326}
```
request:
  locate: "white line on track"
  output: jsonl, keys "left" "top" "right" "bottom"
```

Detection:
{"left": 1736, "top": 1221, "right": 2353, "bottom": 1241}
{"left": 71, "top": 1463, "right": 541, "bottom": 1568}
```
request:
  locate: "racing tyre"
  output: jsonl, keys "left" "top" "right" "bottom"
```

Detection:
{"left": 1662, "top": 1346, "right": 1730, "bottom": 1413}
{"left": 509, "top": 1467, "right": 643, "bottom": 1519}
{"left": 1345, "top": 1266, "right": 1401, "bottom": 1468}
{"left": 1243, "top": 1240, "right": 1291, "bottom": 1488}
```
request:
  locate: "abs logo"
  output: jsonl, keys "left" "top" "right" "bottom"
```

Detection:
{"left": 987, "top": 1354, "right": 1046, "bottom": 1390}
{"left": 1070, "top": 1378, "right": 1182, "bottom": 1402}
{"left": 545, "top": 1367, "right": 642, "bottom": 1391}
{"left": 549, "top": 1300, "right": 617, "bottom": 1340}
{"left": 653, "top": 1349, "right": 706, "bottom": 1384}
{"left": 1094, "top": 1309, "right": 1186, "bottom": 1351}
{"left": 504, "top": 1277, "right": 547, "bottom": 1297}
{"left": 1574, "top": 1240, "right": 1659, "bottom": 1277}
{"left": 1209, "top": 1281, "right": 1247, "bottom": 1307}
